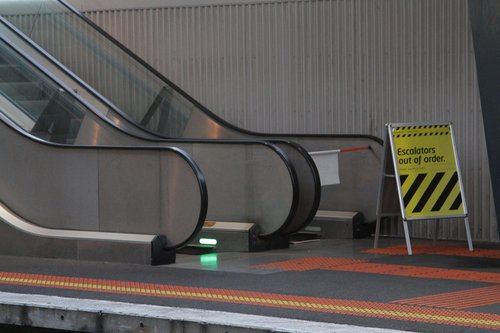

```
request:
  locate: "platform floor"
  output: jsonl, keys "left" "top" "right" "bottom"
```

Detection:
{"left": 0, "top": 237, "right": 499, "bottom": 333}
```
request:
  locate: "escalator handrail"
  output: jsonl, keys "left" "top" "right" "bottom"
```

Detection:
{"left": 53, "top": 0, "right": 383, "bottom": 146}
{"left": 269, "top": 139, "right": 322, "bottom": 234}
{"left": 0, "top": 13, "right": 370, "bottom": 149}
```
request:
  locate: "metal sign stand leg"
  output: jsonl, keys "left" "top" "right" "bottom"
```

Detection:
{"left": 402, "top": 220, "right": 413, "bottom": 255}
{"left": 464, "top": 217, "right": 474, "bottom": 251}
{"left": 374, "top": 216, "right": 382, "bottom": 249}
{"left": 433, "top": 219, "right": 440, "bottom": 245}
{"left": 374, "top": 172, "right": 386, "bottom": 249}
{"left": 374, "top": 138, "right": 389, "bottom": 250}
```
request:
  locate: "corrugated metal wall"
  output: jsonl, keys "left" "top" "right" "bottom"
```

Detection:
{"left": 83, "top": 0, "right": 497, "bottom": 242}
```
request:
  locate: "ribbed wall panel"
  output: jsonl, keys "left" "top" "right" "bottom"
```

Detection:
{"left": 81, "top": 0, "right": 495, "bottom": 242}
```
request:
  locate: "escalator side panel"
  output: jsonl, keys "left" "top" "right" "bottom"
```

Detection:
{"left": 0, "top": 115, "right": 207, "bottom": 251}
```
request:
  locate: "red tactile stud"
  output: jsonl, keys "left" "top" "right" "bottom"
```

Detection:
{"left": 256, "top": 256, "right": 500, "bottom": 284}
{"left": 394, "top": 285, "right": 500, "bottom": 309}
{"left": 366, "top": 244, "right": 500, "bottom": 259}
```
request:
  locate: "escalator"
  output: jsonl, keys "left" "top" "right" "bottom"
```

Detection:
{"left": 0, "top": 0, "right": 383, "bottom": 230}
{"left": 0, "top": 39, "right": 208, "bottom": 264}
{"left": 0, "top": 114, "right": 208, "bottom": 265}
{"left": 0, "top": 20, "right": 311, "bottom": 252}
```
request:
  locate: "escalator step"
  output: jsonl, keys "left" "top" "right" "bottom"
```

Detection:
{"left": 0, "top": 82, "right": 46, "bottom": 100}
{"left": 16, "top": 99, "right": 49, "bottom": 119}
{"left": 0, "top": 64, "right": 26, "bottom": 82}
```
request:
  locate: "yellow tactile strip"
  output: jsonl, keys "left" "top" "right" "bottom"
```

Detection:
{"left": 365, "top": 244, "right": 500, "bottom": 259}
{"left": 0, "top": 271, "right": 500, "bottom": 330}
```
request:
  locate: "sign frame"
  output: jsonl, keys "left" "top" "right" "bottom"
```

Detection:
{"left": 374, "top": 122, "right": 473, "bottom": 255}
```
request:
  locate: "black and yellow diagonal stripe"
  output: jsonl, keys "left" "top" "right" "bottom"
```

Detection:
{"left": 400, "top": 171, "right": 464, "bottom": 217}
{"left": 394, "top": 125, "right": 450, "bottom": 138}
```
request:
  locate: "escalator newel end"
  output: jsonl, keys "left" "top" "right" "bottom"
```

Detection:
{"left": 151, "top": 235, "right": 176, "bottom": 265}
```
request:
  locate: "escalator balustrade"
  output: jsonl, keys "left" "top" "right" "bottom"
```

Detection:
{"left": 0, "top": 50, "right": 83, "bottom": 143}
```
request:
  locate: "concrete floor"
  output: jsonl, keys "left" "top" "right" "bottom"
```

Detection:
{"left": 0, "top": 237, "right": 499, "bottom": 333}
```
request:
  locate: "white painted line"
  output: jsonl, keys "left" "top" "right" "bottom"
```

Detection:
{"left": 0, "top": 291, "right": 417, "bottom": 333}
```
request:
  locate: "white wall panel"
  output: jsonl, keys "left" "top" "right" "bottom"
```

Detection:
{"left": 82, "top": 0, "right": 496, "bottom": 242}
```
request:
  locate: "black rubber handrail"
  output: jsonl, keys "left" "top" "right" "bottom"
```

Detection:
{"left": 269, "top": 139, "right": 322, "bottom": 235}
{"left": 54, "top": 0, "right": 383, "bottom": 146}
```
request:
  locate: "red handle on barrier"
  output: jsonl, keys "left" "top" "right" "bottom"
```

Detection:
{"left": 339, "top": 145, "right": 370, "bottom": 153}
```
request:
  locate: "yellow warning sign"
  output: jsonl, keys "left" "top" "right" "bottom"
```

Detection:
{"left": 390, "top": 124, "right": 465, "bottom": 219}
